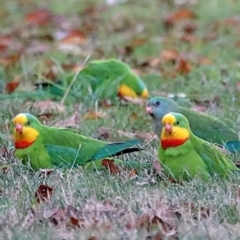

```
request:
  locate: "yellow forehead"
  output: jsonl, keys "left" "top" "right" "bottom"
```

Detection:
{"left": 162, "top": 113, "right": 176, "bottom": 124}
{"left": 13, "top": 114, "right": 27, "bottom": 124}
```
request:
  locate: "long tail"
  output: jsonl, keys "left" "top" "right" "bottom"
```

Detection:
{"left": 90, "top": 139, "right": 142, "bottom": 160}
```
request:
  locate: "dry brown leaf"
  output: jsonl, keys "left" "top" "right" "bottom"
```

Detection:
{"left": 164, "top": 9, "right": 196, "bottom": 28}
{"left": 221, "top": 17, "right": 240, "bottom": 28}
{"left": 160, "top": 49, "right": 179, "bottom": 63}
{"left": 96, "top": 127, "right": 111, "bottom": 140}
{"left": 181, "top": 33, "right": 198, "bottom": 44}
{"left": 24, "top": 9, "right": 52, "bottom": 26}
{"left": 5, "top": 80, "right": 20, "bottom": 93}
{"left": 135, "top": 132, "right": 156, "bottom": 142}
{"left": 199, "top": 57, "right": 212, "bottom": 66}
{"left": 117, "top": 130, "right": 136, "bottom": 139}
{"left": 83, "top": 110, "right": 106, "bottom": 120}
{"left": 53, "top": 113, "right": 80, "bottom": 128}
{"left": 152, "top": 160, "right": 162, "bottom": 173}
{"left": 117, "top": 130, "right": 156, "bottom": 142}
{"left": 0, "top": 54, "right": 21, "bottom": 67}
{"left": 101, "top": 159, "right": 120, "bottom": 174}
{"left": 35, "top": 184, "right": 53, "bottom": 203}
{"left": 25, "top": 100, "right": 65, "bottom": 116}
{"left": 0, "top": 35, "right": 13, "bottom": 51}
{"left": 60, "top": 30, "right": 87, "bottom": 45}
{"left": 175, "top": 56, "right": 192, "bottom": 74}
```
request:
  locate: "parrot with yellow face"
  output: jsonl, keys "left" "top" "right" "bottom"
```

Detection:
{"left": 158, "top": 112, "right": 238, "bottom": 181}
{"left": 12, "top": 113, "right": 144, "bottom": 170}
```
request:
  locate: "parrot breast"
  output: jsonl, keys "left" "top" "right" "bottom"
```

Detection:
{"left": 161, "top": 138, "right": 188, "bottom": 150}
{"left": 15, "top": 140, "right": 35, "bottom": 149}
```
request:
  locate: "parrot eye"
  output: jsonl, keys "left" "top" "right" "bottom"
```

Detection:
{"left": 176, "top": 121, "right": 179, "bottom": 125}
{"left": 155, "top": 101, "right": 160, "bottom": 106}
{"left": 27, "top": 121, "right": 31, "bottom": 125}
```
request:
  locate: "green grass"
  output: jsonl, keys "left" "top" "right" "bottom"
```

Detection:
{"left": 1, "top": 0, "right": 240, "bottom": 239}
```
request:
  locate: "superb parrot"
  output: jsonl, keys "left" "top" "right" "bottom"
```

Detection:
{"left": 2, "top": 59, "right": 149, "bottom": 102}
{"left": 76, "top": 59, "right": 149, "bottom": 100}
{"left": 146, "top": 97, "right": 240, "bottom": 153}
{"left": 159, "top": 112, "right": 238, "bottom": 181}
{"left": 12, "top": 113, "right": 143, "bottom": 170}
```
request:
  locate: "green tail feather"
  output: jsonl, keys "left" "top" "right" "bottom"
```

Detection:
{"left": 90, "top": 139, "right": 142, "bottom": 161}
{"left": 224, "top": 141, "right": 240, "bottom": 153}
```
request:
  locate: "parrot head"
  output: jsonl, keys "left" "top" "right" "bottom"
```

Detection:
{"left": 160, "top": 112, "right": 190, "bottom": 149}
{"left": 146, "top": 97, "right": 179, "bottom": 120}
{"left": 13, "top": 113, "right": 41, "bottom": 149}
{"left": 118, "top": 73, "right": 148, "bottom": 100}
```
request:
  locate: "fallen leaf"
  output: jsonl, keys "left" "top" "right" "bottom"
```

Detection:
{"left": 128, "top": 169, "right": 137, "bottom": 177}
{"left": 25, "top": 9, "right": 52, "bottom": 26}
{"left": 96, "top": 127, "right": 110, "bottom": 140}
{"left": 0, "top": 54, "right": 21, "bottom": 67}
{"left": 101, "top": 159, "right": 120, "bottom": 174}
{"left": 160, "top": 49, "right": 179, "bottom": 63}
{"left": 46, "top": 207, "right": 67, "bottom": 226}
{"left": 5, "top": 76, "right": 22, "bottom": 93}
{"left": 152, "top": 160, "right": 162, "bottom": 173}
{"left": 0, "top": 35, "right": 13, "bottom": 51}
{"left": 181, "top": 33, "right": 197, "bottom": 44}
{"left": 35, "top": 184, "right": 53, "bottom": 203}
{"left": 117, "top": 130, "right": 156, "bottom": 142}
{"left": 175, "top": 56, "right": 191, "bottom": 74}
{"left": 164, "top": 9, "right": 196, "bottom": 28}
{"left": 24, "top": 100, "right": 65, "bottom": 116}
{"left": 67, "top": 205, "right": 85, "bottom": 228}
{"left": 60, "top": 30, "right": 87, "bottom": 45}
{"left": 135, "top": 132, "right": 156, "bottom": 142}
{"left": 83, "top": 110, "right": 106, "bottom": 120}
{"left": 117, "top": 130, "right": 135, "bottom": 139}
{"left": 199, "top": 57, "right": 212, "bottom": 66}
{"left": 53, "top": 113, "right": 80, "bottom": 128}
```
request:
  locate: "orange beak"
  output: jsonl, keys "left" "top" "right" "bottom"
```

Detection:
{"left": 164, "top": 124, "right": 172, "bottom": 134}
{"left": 145, "top": 105, "right": 153, "bottom": 114}
{"left": 15, "top": 123, "right": 23, "bottom": 133}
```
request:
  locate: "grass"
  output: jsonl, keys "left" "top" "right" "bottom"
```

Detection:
{"left": 1, "top": 0, "right": 240, "bottom": 239}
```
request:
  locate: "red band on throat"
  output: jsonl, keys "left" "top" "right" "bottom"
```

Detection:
{"left": 161, "top": 138, "right": 188, "bottom": 150}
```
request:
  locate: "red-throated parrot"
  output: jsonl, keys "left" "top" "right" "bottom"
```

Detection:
{"left": 12, "top": 113, "right": 144, "bottom": 170}
{"left": 159, "top": 112, "right": 238, "bottom": 181}
{"left": 146, "top": 97, "right": 240, "bottom": 153}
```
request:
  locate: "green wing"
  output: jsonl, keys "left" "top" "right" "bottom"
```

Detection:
{"left": 181, "top": 107, "right": 238, "bottom": 144}
{"left": 42, "top": 126, "right": 142, "bottom": 165}
{"left": 191, "top": 135, "right": 238, "bottom": 177}
{"left": 44, "top": 139, "right": 142, "bottom": 167}
{"left": 78, "top": 59, "right": 147, "bottom": 98}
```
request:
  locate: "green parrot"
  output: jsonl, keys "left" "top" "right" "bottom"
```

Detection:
{"left": 75, "top": 59, "right": 149, "bottom": 100}
{"left": 159, "top": 112, "right": 238, "bottom": 181}
{"left": 2, "top": 59, "right": 148, "bottom": 102}
{"left": 12, "top": 113, "right": 144, "bottom": 170}
{"left": 146, "top": 97, "right": 240, "bottom": 153}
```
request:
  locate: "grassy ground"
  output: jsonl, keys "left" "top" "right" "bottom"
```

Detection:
{"left": 1, "top": 0, "right": 240, "bottom": 239}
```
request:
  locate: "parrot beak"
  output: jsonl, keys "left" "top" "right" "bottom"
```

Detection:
{"left": 15, "top": 123, "right": 23, "bottom": 133}
{"left": 145, "top": 105, "right": 153, "bottom": 114}
{"left": 164, "top": 124, "right": 172, "bottom": 134}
